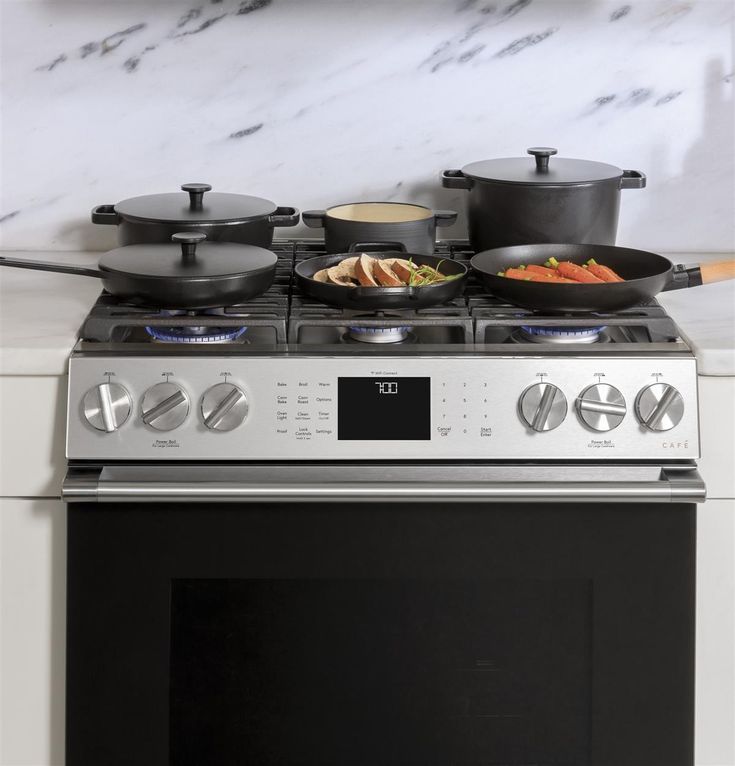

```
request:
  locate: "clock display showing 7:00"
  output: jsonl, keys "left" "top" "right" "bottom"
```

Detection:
{"left": 375, "top": 381, "right": 399, "bottom": 395}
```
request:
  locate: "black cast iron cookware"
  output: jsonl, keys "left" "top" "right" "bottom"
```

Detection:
{"left": 0, "top": 233, "right": 277, "bottom": 310}
{"left": 296, "top": 243, "right": 468, "bottom": 310}
{"left": 443, "top": 147, "right": 646, "bottom": 251}
{"left": 471, "top": 243, "right": 735, "bottom": 313}
{"left": 92, "top": 183, "right": 299, "bottom": 248}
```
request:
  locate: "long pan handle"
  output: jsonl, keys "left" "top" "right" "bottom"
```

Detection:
{"left": 700, "top": 259, "right": 735, "bottom": 285}
{"left": 0, "top": 255, "right": 104, "bottom": 279}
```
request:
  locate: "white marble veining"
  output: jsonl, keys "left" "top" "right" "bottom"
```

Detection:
{"left": 0, "top": 0, "right": 732, "bottom": 252}
{"left": 0, "top": 250, "right": 732, "bottom": 376}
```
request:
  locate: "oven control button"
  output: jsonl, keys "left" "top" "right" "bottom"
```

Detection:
{"left": 576, "top": 384, "right": 626, "bottom": 431}
{"left": 201, "top": 383, "right": 248, "bottom": 431}
{"left": 141, "top": 382, "right": 190, "bottom": 431}
{"left": 82, "top": 382, "right": 132, "bottom": 433}
{"left": 635, "top": 383, "right": 684, "bottom": 431}
{"left": 518, "top": 383, "right": 567, "bottom": 432}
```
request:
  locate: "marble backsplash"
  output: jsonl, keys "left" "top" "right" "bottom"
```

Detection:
{"left": 0, "top": 0, "right": 732, "bottom": 252}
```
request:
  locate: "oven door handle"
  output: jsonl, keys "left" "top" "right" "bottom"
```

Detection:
{"left": 62, "top": 464, "right": 706, "bottom": 504}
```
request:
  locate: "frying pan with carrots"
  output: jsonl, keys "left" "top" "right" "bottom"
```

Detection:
{"left": 471, "top": 243, "right": 735, "bottom": 313}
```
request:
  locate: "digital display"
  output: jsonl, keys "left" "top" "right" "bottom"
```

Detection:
{"left": 338, "top": 377, "right": 430, "bottom": 440}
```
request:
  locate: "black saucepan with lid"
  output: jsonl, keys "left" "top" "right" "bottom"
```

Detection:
{"left": 442, "top": 147, "right": 646, "bottom": 251}
{"left": 92, "top": 183, "right": 299, "bottom": 247}
{"left": 471, "top": 243, "right": 735, "bottom": 313}
{"left": 0, "top": 233, "right": 277, "bottom": 309}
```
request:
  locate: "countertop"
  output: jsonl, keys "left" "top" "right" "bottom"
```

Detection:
{"left": 0, "top": 250, "right": 733, "bottom": 377}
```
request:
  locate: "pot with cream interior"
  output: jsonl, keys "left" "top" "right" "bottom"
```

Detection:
{"left": 302, "top": 202, "right": 457, "bottom": 255}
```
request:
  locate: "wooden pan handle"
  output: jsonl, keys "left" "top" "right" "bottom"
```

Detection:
{"left": 699, "top": 259, "right": 735, "bottom": 284}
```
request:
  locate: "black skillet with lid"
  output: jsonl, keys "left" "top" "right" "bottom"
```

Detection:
{"left": 92, "top": 183, "right": 299, "bottom": 248}
{"left": 0, "top": 233, "right": 277, "bottom": 309}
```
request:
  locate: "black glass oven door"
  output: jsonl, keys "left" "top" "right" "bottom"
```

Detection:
{"left": 65, "top": 498, "right": 695, "bottom": 766}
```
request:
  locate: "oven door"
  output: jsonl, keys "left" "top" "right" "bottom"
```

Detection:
{"left": 63, "top": 463, "right": 703, "bottom": 766}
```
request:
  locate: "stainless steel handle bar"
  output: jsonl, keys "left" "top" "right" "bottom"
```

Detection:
{"left": 63, "top": 464, "right": 706, "bottom": 504}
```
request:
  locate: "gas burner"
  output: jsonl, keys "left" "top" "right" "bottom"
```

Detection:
{"left": 515, "top": 325, "right": 608, "bottom": 345}
{"left": 145, "top": 326, "right": 248, "bottom": 344}
{"left": 346, "top": 326, "right": 412, "bottom": 344}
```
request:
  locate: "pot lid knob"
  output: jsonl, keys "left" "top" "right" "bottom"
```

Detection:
{"left": 181, "top": 183, "right": 212, "bottom": 211}
{"left": 527, "top": 147, "right": 558, "bottom": 173}
{"left": 172, "top": 231, "right": 206, "bottom": 261}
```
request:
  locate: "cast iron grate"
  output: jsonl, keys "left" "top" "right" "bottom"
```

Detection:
{"left": 77, "top": 239, "right": 681, "bottom": 346}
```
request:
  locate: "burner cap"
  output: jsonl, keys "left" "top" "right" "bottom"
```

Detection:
{"left": 519, "top": 325, "right": 605, "bottom": 344}
{"left": 145, "top": 326, "right": 248, "bottom": 343}
{"left": 347, "top": 326, "right": 410, "bottom": 344}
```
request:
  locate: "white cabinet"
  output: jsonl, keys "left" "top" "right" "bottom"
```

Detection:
{"left": 0, "top": 498, "right": 65, "bottom": 766}
{"left": 696, "top": 498, "right": 735, "bottom": 766}
{"left": 0, "top": 377, "right": 67, "bottom": 498}
{"left": 697, "top": 377, "right": 735, "bottom": 499}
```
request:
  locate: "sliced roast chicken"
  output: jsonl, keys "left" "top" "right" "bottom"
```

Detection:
{"left": 312, "top": 253, "right": 435, "bottom": 288}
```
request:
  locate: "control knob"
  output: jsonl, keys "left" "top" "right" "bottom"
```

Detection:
{"left": 201, "top": 383, "right": 248, "bottom": 431}
{"left": 518, "top": 383, "right": 567, "bottom": 432}
{"left": 635, "top": 383, "right": 684, "bottom": 431}
{"left": 141, "top": 382, "right": 190, "bottom": 431}
{"left": 576, "top": 384, "right": 626, "bottom": 431}
{"left": 83, "top": 382, "right": 132, "bottom": 432}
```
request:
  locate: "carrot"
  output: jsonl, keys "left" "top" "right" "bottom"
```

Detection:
{"left": 526, "top": 264, "right": 559, "bottom": 277}
{"left": 503, "top": 268, "right": 576, "bottom": 283}
{"left": 504, "top": 268, "right": 535, "bottom": 280}
{"left": 586, "top": 259, "right": 623, "bottom": 282}
{"left": 556, "top": 261, "right": 604, "bottom": 283}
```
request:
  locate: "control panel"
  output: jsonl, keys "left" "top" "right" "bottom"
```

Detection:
{"left": 67, "top": 355, "right": 699, "bottom": 460}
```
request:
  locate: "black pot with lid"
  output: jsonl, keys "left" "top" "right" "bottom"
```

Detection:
{"left": 442, "top": 147, "right": 646, "bottom": 251}
{"left": 92, "top": 183, "right": 299, "bottom": 248}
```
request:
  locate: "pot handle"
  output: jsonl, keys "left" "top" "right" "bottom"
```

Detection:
{"left": 268, "top": 206, "right": 300, "bottom": 227}
{"left": 434, "top": 210, "right": 458, "bottom": 227}
{"left": 91, "top": 205, "right": 119, "bottom": 225}
{"left": 302, "top": 210, "right": 326, "bottom": 228}
{"left": 620, "top": 170, "right": 646, "bottom": 189}
{"left": 441, "top": 169, "right": 473, "bottom": 190}
{"left": 352, "top": 286, "right": 419, "bottom": 300}
{"left": 347, "top": 242, "right": 407, "bottom": 253}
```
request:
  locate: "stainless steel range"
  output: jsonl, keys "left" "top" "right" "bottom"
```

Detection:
{"left": 62, "top": 240, "right": 704, "bottom": 766}
{"left": 65, "top": 240, "right": 700, "bottom": 469}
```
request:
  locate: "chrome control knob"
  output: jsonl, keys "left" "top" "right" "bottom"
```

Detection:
{"left": 576, "top": 384, "right": 626, "bottom": 431}
{"left": 635, "top": 383, "right": 684, "bottom": 431}
{"left": 141, "top": 382, "right": 190, "bottom": 431}
{"left": 519, "top": 383, "right": 567, "bottom": 432}
{"left": 82, "top": 382, "right": 132, "bottom": 433}
{"left": 201, "top": 383, "right": 248, "bottom": 432}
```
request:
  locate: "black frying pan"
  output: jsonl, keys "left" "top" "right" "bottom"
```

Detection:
{"left": 471, "top": 243, "right": 735, "bottom": 313}
{"left": 0, "top": 232, "right": 277, "bottom": 310}
{"left": 295, "top": 243, "right": 468, "bottom": 310}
